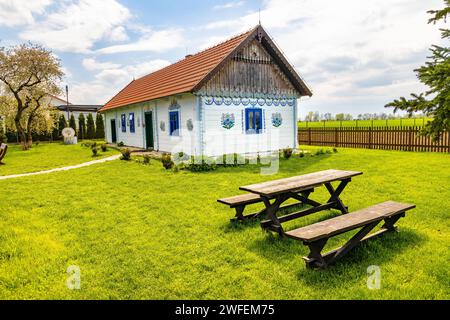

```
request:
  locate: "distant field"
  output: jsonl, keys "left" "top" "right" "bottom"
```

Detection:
{"left": 298, "top": 118, "right": 433, "bottom": 128}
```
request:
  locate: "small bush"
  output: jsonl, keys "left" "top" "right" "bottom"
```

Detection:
{"left": 120, "top": 148, "right": 131, "bottom": 161}
{"left": 315, "top": 149, "right": 326, "bottom": 156}
{"left": 91, "top": 147, "right": 98, "bottom": 157}
{"left": 173, "top": 165, "right": 180, "bottom": 173}
{"left": 220, "top": 153, "right": 246, "bottom": 167}
{"left": 186, "top": 156, "right": 217, "bottom": 172}
{"left": 161, "top": 153, "right": 174, "bottom": 170}
{"left": 90, "top": 142, "right": 97, "bottom": 150}
{"left": 299, "top": 151, "right": 305, "bottom": 158}
{"left": 101, "top": 144, "right": 108, "bottom": 152}
{"left": 143, "top": 154, "right": 150, "bottom": 165}
{"left": 282, "top": 148, "right": 293, "bottom": 159}
{"left": 117, "top": 141, "right": 125, "bottom": 147}
{"left": 326, "top": 149, "right": 332, "bottom": 154}
{"left": 333, "top": 148, "right": 338, "bottom": 153}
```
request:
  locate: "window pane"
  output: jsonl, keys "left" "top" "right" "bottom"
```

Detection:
{"left": 249, "top": 112, "right": 254, "bottom": 130}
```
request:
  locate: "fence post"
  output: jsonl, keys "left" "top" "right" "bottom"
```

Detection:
{"left": 408, "top": 127, "right": 412, "bottom": 151}
{"left": 308, "top": 128, "right": 312, "bottom": 145}
{"left": 335, "top": 128, "right": 338, "bottom": 147}
{"left": 369, "top": 127, "right": 372, "bottom": 149}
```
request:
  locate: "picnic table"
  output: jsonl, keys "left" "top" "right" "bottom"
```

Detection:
{"left": 238, "top": 169, "right": 363, "bottom": 235}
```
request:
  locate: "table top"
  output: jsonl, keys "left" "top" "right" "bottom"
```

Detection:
{"left": 239, "top": 169, "right": 363, "bottom": 197}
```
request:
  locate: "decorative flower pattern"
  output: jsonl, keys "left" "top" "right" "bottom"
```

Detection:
{"left": 272, "top": 112, "right": 282, "bottom": 127}
{"left": 221, "top": 113, "right": 235, "bottom": 129}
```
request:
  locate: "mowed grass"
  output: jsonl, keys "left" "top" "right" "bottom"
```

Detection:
{"left": 298, "top": 118, "right": 433, "bottom": 128}
{"left": 0, "top": 147, "right": 449, "bottom": 299}
{"left": 0, "top": 142, "right": 117, "bottom": 176}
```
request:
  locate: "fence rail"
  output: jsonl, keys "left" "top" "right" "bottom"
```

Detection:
{"left": 298, "top": 127, "right": 450, "bottom": 153}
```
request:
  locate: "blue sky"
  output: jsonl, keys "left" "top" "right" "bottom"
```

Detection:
{"left": 0, "top": 0, "right": 445, "bottom": 118}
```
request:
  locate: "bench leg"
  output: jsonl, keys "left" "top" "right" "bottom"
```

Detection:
{"left": 303, "top": 221, "right": 381, "bottom": 269}
{"left": 261, "top": 195, "right": 289, "bottom": 236}
{"left": 381, "top": 213, "right": 405, "bottom": 231}
{"left": 231, "top": 205, "right": 266, "bottom": 222}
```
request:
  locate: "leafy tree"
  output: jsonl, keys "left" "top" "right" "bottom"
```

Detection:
{"left": 78, "top": 113, "right": 86, "bottom": 140}
{"left": 95, "top": 113, "right": 105, "bottom": 139}
{"left": 335, "top": 113, "right": 345, "bottom": 121}
{"left": 0, "top": 116, "right": 6, "bottom": 143}
{"left": 86, "top": 113, "right": 95, "bottom": 139}
{"left": 58, "top": 114, "right": 67, "bottom": 138}
{"left": 0, "top": 43, "right": 63, "bottom": 149}
{"left": 69, "top": 114, "right": 77, "bottom": 135}
{"left": 386, "top": 1, "right": 450, "bottom": 140}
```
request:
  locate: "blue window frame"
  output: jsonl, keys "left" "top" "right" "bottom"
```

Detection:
{"left": 245, "top": 108, "right": 263, "bottom": 134}
{"left": 129, "top": 113, "right": 135, "bottom": 133}
{"left": 169, "top": 110, "right": 180, "bottom": 136}
{"left": 121, "top": 114, "right": 126, "bottom": 132}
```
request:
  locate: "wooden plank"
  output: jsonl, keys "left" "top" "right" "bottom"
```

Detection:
{"left": 217, "top": 193, "right": 265, "bottom": 207}
{"left": 285, "top": 201, "right": 415, "bottom": 242}
{"left": 239, "top": 169, "right": 362, "bottom": 197}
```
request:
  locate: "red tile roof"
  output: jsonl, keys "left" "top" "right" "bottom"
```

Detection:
{"left": 100, "top": 28, "right": 257, "bottom": 112}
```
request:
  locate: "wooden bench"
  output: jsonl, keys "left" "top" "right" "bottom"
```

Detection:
{"left": 285, "top": 201, "right": 416, "bottom": 269}
{"left": 0, "top": 143, "right": 7, "bottom": 164}
{"left": 218, "top": 192, "right": 309, "bottom": 221}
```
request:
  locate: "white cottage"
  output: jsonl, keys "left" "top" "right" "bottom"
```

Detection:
{"left": 100, "top": 25, "right": 312, "bottom": 156}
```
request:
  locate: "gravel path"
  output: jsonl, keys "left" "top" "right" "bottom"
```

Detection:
{"left": 0, "top": 154, "right": 121, "bottom": 181}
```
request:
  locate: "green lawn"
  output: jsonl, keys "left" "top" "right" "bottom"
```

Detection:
{"left": 0, "top": 147, "right": 449, "bottom": 299}
{"left": 0, "top": 142, "right": 117, "bottom": 176}
{"left": 298, "top": 118, "right": 433, "bottom": 128}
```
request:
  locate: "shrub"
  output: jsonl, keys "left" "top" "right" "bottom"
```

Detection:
{"left": 78, "top": 113, "right": 86, "bottom": 140}
{"left": 69, "top": 114, "right": 77, "bottom": 135}
{"left": 143, "top": 154, "right": 150, "bottom": 165}
{"left": 120, "top": 148, "right": 131, "bottom": 161}
{"left": 282, "top": 148, "right": 293, "bottom": 159}
{"left": 91, "top": 147, "right": 98, "bottom": 157}
{"left": 315, "top": 149, "right": 326, "bottom": 156}
{"left": 173, "top": 165, "right": 180, "bottom": 173}
{"left": 187, "top": 156, "right": 217, "bottom": 172}
{"left": 101, "top": 144, "right": 108, "bottom": 152}
{"left": 161, "top": 153, "right": 174, "bottom": 170}
{"left": 117, "top": 141, "right": 125, "bottom": 147}
{"left": 333, "top": 148, "right": 338, "bottom": 153}
{"left": 299, "top": 151, "right": 305, "bottom": 158}
{"left": 220, "top": 153, "right": 246, "bottom": 166}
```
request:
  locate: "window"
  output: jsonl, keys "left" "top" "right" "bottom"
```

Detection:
{"left": 129, "top": 113, "right": 135, "bottom": 133}
{"left": 169, "top": 110, "right": 180, "bottom": 136}
{"left": 245, "top": 108, "right": 263, "bottom": 134}
{"left": 121, "top": 114, "right": 126, "bottom": 132}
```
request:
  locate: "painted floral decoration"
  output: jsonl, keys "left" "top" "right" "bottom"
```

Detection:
{"left": 272, "top": 112, "right": 282, "bottom": 127}
{"left": 221, "top": 113, "right": 235, "bottom": 129}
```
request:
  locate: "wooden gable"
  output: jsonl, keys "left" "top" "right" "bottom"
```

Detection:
{"left": 197, "top": 39, "right": 299, "bottom": 98}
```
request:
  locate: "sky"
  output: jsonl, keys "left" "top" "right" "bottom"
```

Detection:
{"left": 0, "top": 0, "right": 446, "bottom": 118}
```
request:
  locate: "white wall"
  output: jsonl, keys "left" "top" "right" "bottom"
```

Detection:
{"left": 103, "top": 94, "right": 199, "bottom": 153}
{"left": 202, "top": 97, "right": 297, "bottom": 156}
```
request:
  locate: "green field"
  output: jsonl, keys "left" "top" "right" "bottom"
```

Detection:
{"left": 0, "top": 142, "right": 117, "bottom": 176}
{"left": 298, "top": 118, "right": 433, "bottom": 128}
{"left": 0, "top": 144, "right": 448, "bottom": 299}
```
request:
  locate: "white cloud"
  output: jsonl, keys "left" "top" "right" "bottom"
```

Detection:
{"left": 19, "top": 0, "right": 131, "bottom": 53}
{"left": 71, "top": 58, "right": 171, "bottom": 104}
{"left": 96, "top": 28, "right": 185, "bottom": 54}
{"left": 107, "top": 26, "right": 129, "bottom": 42}
{"left": 82, "top": 58, "right": 121, "bottom": 71}
{"left": 213, "top": 1, "right": 245, "bottom": 10}
{"left": 201, "top": 0, "right": 445, "bottom": 116}
{"left": 0, "top": 0, "right": 52, "bottom": 27}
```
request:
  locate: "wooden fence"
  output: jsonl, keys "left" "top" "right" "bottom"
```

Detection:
{"left": 298, "top": 127, "right": 450, "bottom": 153}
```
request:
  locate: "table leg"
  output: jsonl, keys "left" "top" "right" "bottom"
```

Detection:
{"left": 261, "top": 195, "right": 288, "bottom": 236}
{"left": 324, "top": 179, "right": 350, "bottom": 214}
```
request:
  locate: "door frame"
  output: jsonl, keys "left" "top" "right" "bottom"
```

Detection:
{"left": 144, "top": 111, "right": 154, "bottom": 149}
{"left": 110, "top": 119, "right": 117, "bottom": 143}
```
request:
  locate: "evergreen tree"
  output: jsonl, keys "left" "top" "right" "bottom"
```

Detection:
{"left": 95, "top": 113, "right": 105, "bottom": 139}
{"left": 386, "top": 1, "right": 450, "bottom": 140}
{"left": 69, "top": 114, "right": 77, "bottom": 135}
{"left": 58, "top": 114, "right": 67, "bottom": 138}
{"left": 86, "top": 113, "right": 95, "bottom": 139}
{"left": 78, "top": 113, "right": 86, "bottom": 140}
{"left": 51, "top": 113, "right": 59, "bottom": 141}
